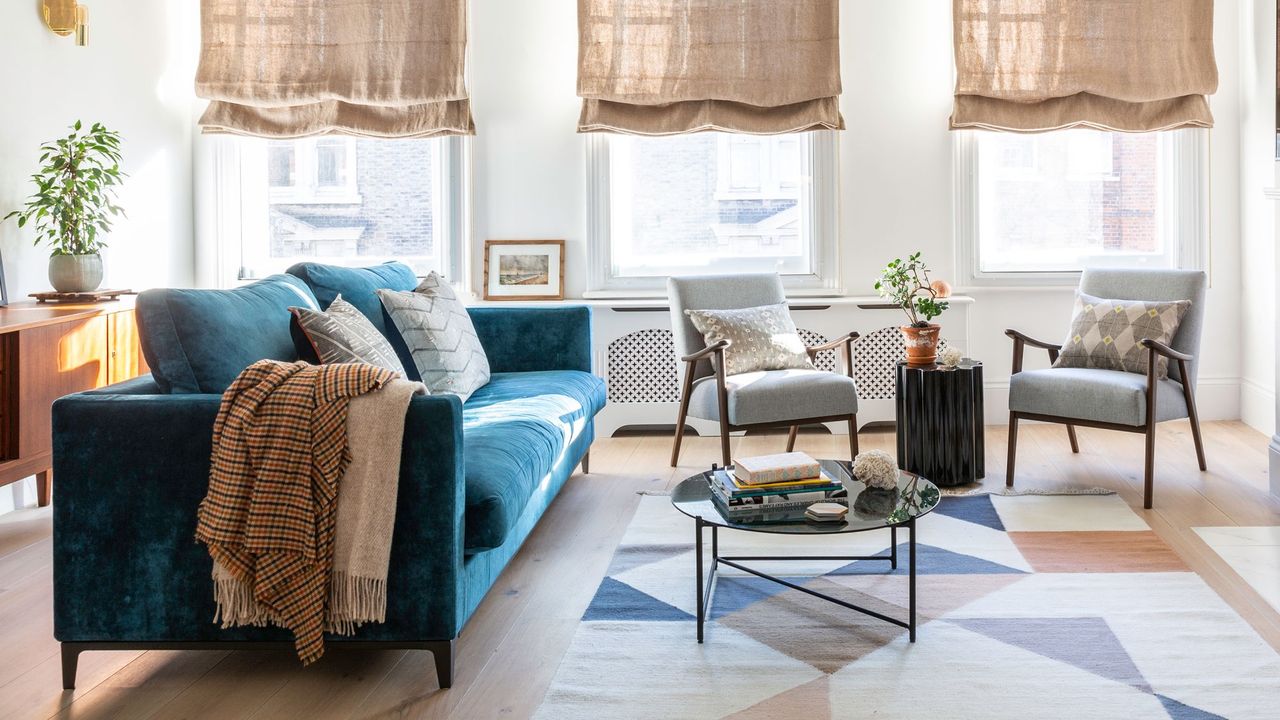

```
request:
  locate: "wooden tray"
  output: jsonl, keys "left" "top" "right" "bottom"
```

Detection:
{"left": 29, "top": 289, "right": 135, "bottom": 304}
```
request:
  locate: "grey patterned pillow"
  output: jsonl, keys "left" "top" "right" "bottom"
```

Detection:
{"left": 377, "top": 273, "right": 490, "bottom": 402}
{"left": 290, "top": 295, "right": 407, "bottom": 376}
{"left": 1053, "top": 291, "right": 1191, "bottom": 380}
{"left": 685, "top": 303, "right": 814, "bottom": 376}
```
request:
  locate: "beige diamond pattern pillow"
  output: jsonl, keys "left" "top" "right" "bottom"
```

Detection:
{"left": 684, "top": 303, "right": 814, "bottom": 376}
{"left": 1053, "top": 292, "right": 1191, "bottom": 380}
{"left": 377, "top": 273, "right": 491, "bottom": 402}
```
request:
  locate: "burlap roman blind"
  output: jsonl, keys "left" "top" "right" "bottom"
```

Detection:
{"left": 577, "top": 0, "right": 844, "bottom": 135}
{"left": 951, "top": 0, "right": 1218, "bottom": 133}
{"left": 196, "top": 0, "right": 474, "bottom": 138}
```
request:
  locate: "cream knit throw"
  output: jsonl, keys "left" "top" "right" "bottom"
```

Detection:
{"left": 213, "top": 378, "right": 426, "bottom": 634}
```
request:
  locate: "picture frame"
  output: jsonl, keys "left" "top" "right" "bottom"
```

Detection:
{"left": 483, "top": 239, "right": 565, "bottom": 301}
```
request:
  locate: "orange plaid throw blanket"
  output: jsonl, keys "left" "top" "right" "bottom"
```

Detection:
{"left": 195, "top": 360, "right": 397, "bottom": 664}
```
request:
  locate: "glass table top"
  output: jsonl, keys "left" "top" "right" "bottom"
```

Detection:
{"left": 670, "top": 459, "right": 941, "bottom": 534}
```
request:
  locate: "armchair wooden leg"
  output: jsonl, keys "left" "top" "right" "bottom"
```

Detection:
{"left": 1006, "top": 415, "right": 1019, "bottom": 488}
{"left": 1143, "top": 423, "right": 1156, "bottom": 510}
{"left": 670, "top": 367, "right": 695, "bottom": 467}
{"left": 718, "top": 417, "right": 732, "bottom": 468}
{"left": 786, "top": 425, "right": 799, "bottom": 452}
{"left": 1178, "top": 362, "right": 1207, "bottom": 472}
{"left": 848, "top": 415, "right": 860, "bottom": 460}
{"left": 1066, "top": 425, "right": 1080, "bottom": 454}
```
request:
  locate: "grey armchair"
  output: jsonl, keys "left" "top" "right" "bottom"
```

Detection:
{"left": 1005, "top": 268, "right": 1208, "bottom": 508}
{"left": 668, "top": 273, "right": 861, "bottom": 467}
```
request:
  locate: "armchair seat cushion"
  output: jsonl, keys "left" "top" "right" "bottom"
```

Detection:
{"left": 458, "top": 370, "right": 607, "bottom": 552}
{"left": 1009, "top": 368, "right": 1188, "bottom": 427}
{"left": 689, "top": 369, "right": 858, "bottom": 426}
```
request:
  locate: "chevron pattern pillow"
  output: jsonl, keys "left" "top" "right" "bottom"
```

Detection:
{"left": 1053, "top": 291, "right": 1191, "bottom": 380}
{"left": 377, "top": 273, "right": 491, "bottom": 402}
{"left": 290, "top": 295, "right": 407, "bottom": 376}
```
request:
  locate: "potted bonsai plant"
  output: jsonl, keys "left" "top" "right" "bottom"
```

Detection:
{"left": 874, "top": 252, "right": 950, "bottom": 366}
{"left": 4, "top": 121, "right": 126, "bottom": 293}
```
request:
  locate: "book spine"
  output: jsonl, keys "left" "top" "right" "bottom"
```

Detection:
{"left": 713, "top": 471, "right": 840, "bottom": 498}
{"left": 735, "top": 463, "right": 823, "bottom": 485}
{"left": 715, "top": 496, "right": 849, "bottom": 515}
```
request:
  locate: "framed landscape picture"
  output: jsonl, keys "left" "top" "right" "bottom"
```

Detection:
{"left": 483, "top": 240, "right": 565, "bottom": 300}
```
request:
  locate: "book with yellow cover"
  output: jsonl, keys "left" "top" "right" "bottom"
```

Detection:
{"left": 733, "top": 452, "right": 822, "bottom": 485}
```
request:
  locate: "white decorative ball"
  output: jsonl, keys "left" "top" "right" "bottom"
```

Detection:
{"left": 852, "top": 449, "right": 899, "bottom": 490}
{"left": 939, "top": 345, "right": 963, "bottom": 368}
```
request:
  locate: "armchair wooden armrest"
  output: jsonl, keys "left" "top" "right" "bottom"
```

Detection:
{"left": 807, "top": 331, "right": 859, "bottom": 378}
{"left": 1006, "top": 328, "right": 1063, "bottom": 375}
{"left": 681, "top": 339, "right": 730, "bottom": 364}
{"left": 1139, "top": 338, "right": 1193, "bottom": 362}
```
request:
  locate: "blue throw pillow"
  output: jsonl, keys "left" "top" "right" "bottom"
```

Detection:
{"left": 135, "top": 275, "right": 319, "bottom": 394}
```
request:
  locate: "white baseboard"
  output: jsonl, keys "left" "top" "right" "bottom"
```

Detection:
{"left": 982, "top": 375, "right": 1242, "bottom": 426}
{"left": 1240, "top": 377, "right": 1277, "bottom": 437}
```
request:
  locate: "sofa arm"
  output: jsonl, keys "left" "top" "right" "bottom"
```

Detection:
{"left": 467, "top": 306, "right": 593, "bottom": 374}
{"left": 51, "top": 385, "right": 467, "bottom": 642}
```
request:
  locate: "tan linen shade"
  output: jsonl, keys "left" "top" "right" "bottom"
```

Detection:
{"left": 951, "top": 0, "right": 1218, "bottom": 133}
{"left": 196, "top": 0, "right": 474, "bottom": 138}
{"left": 577, "top": 0, "right": 844, "bottom": 135}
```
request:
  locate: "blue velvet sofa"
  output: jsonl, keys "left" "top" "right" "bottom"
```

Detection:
{"left": 51, "top": 263, "right": 605, "bottom": 689}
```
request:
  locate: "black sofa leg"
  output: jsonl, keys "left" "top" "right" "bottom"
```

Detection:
{"left": 61, "top": 643, "right": 81, "bottom": 690}
{"left": 431, "top": 639, "right": 455, "bottom": 689}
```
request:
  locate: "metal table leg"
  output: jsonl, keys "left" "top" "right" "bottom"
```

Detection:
{"left": 696, "top": 516, "right": 704, "bottom": 643}
{"left": 909, "top": 517, "right": 917, "bottom": 642}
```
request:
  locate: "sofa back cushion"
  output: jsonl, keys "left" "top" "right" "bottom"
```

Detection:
{"left": 285, "top": 262, "right": 417, "bottom": 335}
{"left": 136, "top": 275, "right": 319, "bottom": 394}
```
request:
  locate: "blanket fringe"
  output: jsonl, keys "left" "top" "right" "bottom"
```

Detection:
{"left": 325, "top": 572, "right": 388, "bottom": 635}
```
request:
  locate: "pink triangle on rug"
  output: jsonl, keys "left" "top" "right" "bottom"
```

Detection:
{"left": 723, "top": 676, "right": 830, "bottom": 720}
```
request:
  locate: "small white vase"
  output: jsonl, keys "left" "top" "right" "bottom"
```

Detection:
{"left": 48, "top": 253, "right": 104, "bottom": 293}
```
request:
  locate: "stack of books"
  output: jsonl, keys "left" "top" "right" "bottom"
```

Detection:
{"left": 706, "top": 452, "right": 847, "bottom": 519}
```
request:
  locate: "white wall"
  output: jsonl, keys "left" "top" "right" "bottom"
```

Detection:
{"left": 0, "top": 0, "right": 197, "bottom": 510}
{"left": 1239, "top": 1, "right": 1278, "bottom": 439}
{"left": 470, "top": 0, "right": 1248, "bottom": 424}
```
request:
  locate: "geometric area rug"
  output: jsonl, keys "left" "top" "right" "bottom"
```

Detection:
{"left": 534, "top": 495, "right": 1280, "bottom": 719}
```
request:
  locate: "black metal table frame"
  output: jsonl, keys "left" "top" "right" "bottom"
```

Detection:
{"left": 694, "top": 516, "right": 917, "bottom": 643}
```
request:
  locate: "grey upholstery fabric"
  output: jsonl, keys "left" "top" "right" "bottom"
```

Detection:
{"left": 1009, "top": 368, "right": 1188, "bottom": 427}
{"left": 688, "top": 369, "right": 859, "bottom": 426}
{"left": 668, "top": 274, "right": 787, "bottom": 381}
{"left": 1078, "top": 269, "right": 1206, "bottom": 387}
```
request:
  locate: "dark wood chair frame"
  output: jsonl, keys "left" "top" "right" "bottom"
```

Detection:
{"left": 670, "top": 332, "right": 862, "bottom": 468}
{"left": 1004, "top": 328, "right": 1207, "bottom": 509}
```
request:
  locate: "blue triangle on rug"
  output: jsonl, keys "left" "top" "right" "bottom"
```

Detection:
{"left": 829, "top": 543, "right": 1026, "bottom": 576}
{"left": 932, "top": 494, "right": 1005, "bottom": 531}
{"left": 1156, "top": 694, "right": 1227, "bottom": 720}
{"left": 582, "top": 577, "right": 695, "bottom": 622}
{"left": 951, "top": 617, "right": 1150, "bottom": 692}
{"left": 708, "top": 575, "right": 793, "bottom": 619}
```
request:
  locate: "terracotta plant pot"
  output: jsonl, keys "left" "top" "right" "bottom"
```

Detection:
{"left": 900, "top": 323, "right": 941, "bottom": 366}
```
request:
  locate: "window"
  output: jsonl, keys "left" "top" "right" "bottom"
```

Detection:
{"left": 206, "top": 136, "right": 467, "bottom": 284}
{"left": 587, "top": 131, "right": 838, "bottom": 295}
{"left": 956, "top": 129, "right": 1207, "bottom": 284}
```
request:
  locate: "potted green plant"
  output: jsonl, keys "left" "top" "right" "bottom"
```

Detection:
{"left": 874, "top": 252, "right": 950, "bottom": 366}
{"left": 4, "top": 121, "right": 126, "bottom": 293}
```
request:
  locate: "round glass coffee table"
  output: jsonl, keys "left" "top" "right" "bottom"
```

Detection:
{"left": 671, "top": 459, "right": 940, "bottom": 643}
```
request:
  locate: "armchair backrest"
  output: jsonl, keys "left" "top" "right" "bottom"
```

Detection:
{"left": 667, "top": 273, "right": 787, "bottom": 380}
{"left": 1078, "top": 268, "right": 1207, "bottom": 387}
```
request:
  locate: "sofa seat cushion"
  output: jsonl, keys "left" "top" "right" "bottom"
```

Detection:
{"left": 688, "top": 369, "right": 859, "bottom": 426}
{"left": 459, "top": 370, "right": 606, "bottom": 552}
{"left": 1009, "top": 368, "right": 1188, "bottom": 427}
{"left": 136, "top": 275, "right": 319, "bottom": 394}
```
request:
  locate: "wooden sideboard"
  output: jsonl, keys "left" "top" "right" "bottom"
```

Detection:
{"left": 0, "top": 298, "right": 147, "bottom": 506}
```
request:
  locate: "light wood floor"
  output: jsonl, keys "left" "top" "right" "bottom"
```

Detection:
{"left": 1, "top": 420, "right": 1278, "bottom": 719}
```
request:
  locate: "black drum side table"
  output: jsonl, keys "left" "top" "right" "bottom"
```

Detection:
{"left": 895, "top": 360, "right": 985, "bottom": 487}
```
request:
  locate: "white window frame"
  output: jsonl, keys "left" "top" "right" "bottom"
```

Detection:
{"left": 953, "top": 129, "right": 1209, "bottom": 288}
{"left": 585, "top": 131, "right": 841, "bottom": 298}
{"left": 201, "top": 135, "right": 470, "bottom": 287}
{"left": 267, "top": 138, "right": 362, "bottom": 205}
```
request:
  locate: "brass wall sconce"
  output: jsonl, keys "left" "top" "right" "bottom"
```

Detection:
{"left": 43, "top": 1, "right": 89, "bottom": 47}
